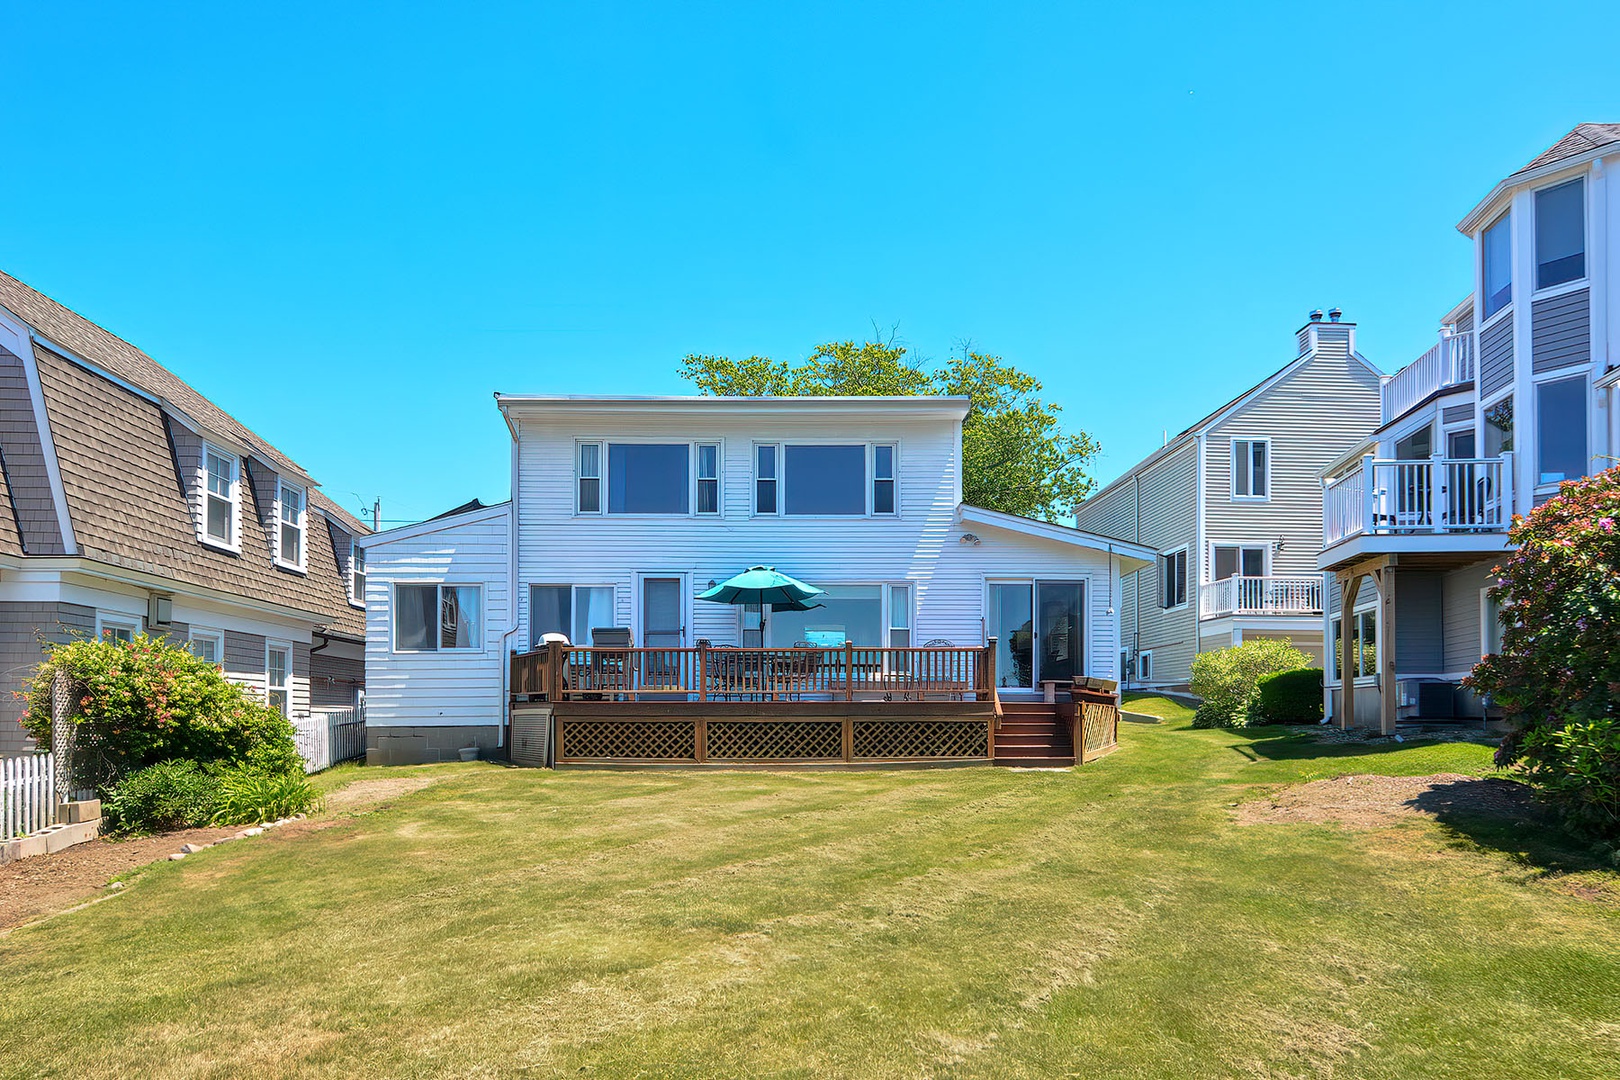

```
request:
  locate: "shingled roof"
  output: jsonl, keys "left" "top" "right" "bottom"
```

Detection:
{"left": 0, "top": 270, "right": 367, "bottom": 638}
{"left": 1515, "top": 123, "right": 1620, "bottom": 178}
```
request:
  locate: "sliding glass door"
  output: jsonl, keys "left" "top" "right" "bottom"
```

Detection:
{"left": 988, "top": 580, "right": 1086, "bottom": 688}
{"left": 988, "top": 583, "right": 1034, "bottom": 689}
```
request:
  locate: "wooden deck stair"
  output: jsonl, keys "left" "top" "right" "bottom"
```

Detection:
{"left": 993, "top": 700, "right": 1075, "bottom": 767}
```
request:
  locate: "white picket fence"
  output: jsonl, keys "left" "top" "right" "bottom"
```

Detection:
{"left": 292, "top": 706, "right": 367, "bottom": 774}
{"left": 2, "top": 752, "right": 55, "bottom": 839}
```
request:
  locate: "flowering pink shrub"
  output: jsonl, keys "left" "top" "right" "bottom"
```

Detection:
{"left": 17, "top": 633, "right": 301, "bottom": 792}
{"left": 1467, "top": 467, "right": 1620, "bottom": 840}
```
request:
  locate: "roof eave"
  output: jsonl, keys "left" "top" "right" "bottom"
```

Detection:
{"left": 1457, "top": 146, "right": 1616, "bottom": 235}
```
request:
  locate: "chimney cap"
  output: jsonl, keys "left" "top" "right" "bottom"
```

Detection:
{"left": 1328, "top": 307, "right": 1343, "bottom": 322}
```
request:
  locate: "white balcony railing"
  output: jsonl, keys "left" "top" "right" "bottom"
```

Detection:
{"left": 1380, "top": 327, "right": 1475, "bottom": 424}
{"left": 1200, "top": 575, "right": 1323, "bottom": 617}
{"left": 1324, "top": 454, "right": 1513, "bottom": 547}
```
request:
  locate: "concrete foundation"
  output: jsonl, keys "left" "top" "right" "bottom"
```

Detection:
{"left": 366, "top": 724, "right": 503, "bottom": 765}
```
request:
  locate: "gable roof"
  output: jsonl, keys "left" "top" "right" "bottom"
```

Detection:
{"left": 959, "top": 505, "right": 1156, "bottom": 572}
{"left": 1078, "top": 333, "right": 1381, "bottom": 508}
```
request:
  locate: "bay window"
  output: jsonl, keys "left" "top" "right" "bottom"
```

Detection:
{"left": 1535, "top": 376, "right": 1588, "bottom": 485}
{"left": 1482, "top": 212, "right": 1512, "bottom": 319}
{"left": 395, "top": 584, "right": 483, "bottom": 652}
{"left": 1535, "top": 178, "right": 1585, "bottom": 289}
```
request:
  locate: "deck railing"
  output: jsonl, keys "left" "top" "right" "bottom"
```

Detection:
{"left": 1381, "top": 327, "right": 1475, "bottom": 424}
{"left": 1324, "top": 454, "right": 1513, "bottom": 546}
{"left": 512, "top": 643, "right": 993, "bottom": 702}
{"left": 1200, "top": 575, "right": 1322, "bottom": 617}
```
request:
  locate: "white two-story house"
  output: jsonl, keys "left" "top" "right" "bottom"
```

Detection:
{"left": 1320, "top": 123, "right": 1620, "bottom": 732}
{"left": 1074, "top": 315, "right": 1383, "bottom": 688}
{"left": 360, "top": 395, "right": 1155, "bottom": 763}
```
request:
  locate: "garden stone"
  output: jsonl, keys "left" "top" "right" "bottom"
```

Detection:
{"left": 242, "top": 827, "right": 264, "bottom": 836}
{"left": 169, "top": 853, "right": 186, "bottom": 861}
{"left": 180, "top": 843, "right": 205, "bottom": 854}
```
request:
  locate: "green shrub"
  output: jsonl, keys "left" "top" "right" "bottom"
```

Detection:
{"left": 1469, "top": 467, "right": 1620, "bottom": 839}
{"left": 1189, "top": 639, "right": 1312, "bottom": 728}
{"left": 18, "top": 633, "right": 301, "bottom": 792}
{"left": 210, "top": 768, "right": 320, "bottom": 826}
{"left": 104, "top": 760, "right": 217, "bottom": 833}
{"left": 1250, "top": 668, "right": 1325, "bottom": 725}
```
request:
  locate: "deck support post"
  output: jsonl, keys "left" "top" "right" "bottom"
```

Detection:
{"left": 983, "top": 637, "right": 997, "bottom": 699}
{"left": 1377, "top": 564, "right": 1399, "bottom": 736}
{"left": 1337, "top": 572, "right": 1360, "bottom": 729}
{"left": 842, "top": 716, "right": 853, "bottom": 761}
{"left": 697, "top": 643, "right": 708, "bottom": 703}
{"left": 844, "top": 642, "right": 854, "bottom": 702}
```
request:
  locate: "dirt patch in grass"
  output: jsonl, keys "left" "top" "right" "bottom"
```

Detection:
{"left": 1234, "top": 773, "right": 1535, "bottom": 831}
{"left": 0, "top": 772, "right": 443, "bottom": 931}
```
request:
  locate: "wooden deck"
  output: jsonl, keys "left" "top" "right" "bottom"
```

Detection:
{"left": 509, "top": 644, "right": 1119, "bottom": 768}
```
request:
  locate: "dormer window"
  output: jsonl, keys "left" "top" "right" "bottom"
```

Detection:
{"left": 350, "top": 538, "right": 366, "bottom": 605}
{"left": 276, "top": 479, "right": 306, "bottom": 570}
{"left": 1482, "top": 212, "right": 1512, "bottom": 319}
{"left": 201, "top": 443, "right": 239, "bottom": 548}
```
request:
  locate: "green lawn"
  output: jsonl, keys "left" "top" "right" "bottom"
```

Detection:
{"left": 2, "top": 705, "right": 1617, "bottom": 1079}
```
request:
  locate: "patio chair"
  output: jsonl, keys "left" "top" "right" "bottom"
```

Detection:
{"left": 588, "top": 627, "right": 633, "bottom": 697}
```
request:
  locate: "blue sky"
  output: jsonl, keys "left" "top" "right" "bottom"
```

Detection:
{"left": 4, "top": 2, "right": 1618, "bottom": 527}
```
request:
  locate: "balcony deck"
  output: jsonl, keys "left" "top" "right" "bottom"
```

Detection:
{"left": 1199, "top": 575, "right": 1322, "bottom": 618}
{"left": 1381, "top": 327, "right": 1474, "bottom": 424}
{"left": 1320, "top": 454, "right": 1515, "bottom": 572}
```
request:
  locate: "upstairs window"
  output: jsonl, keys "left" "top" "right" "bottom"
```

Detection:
{"left": 395, "top": 584, "right": 482, "bottom": 652}
{"left": 873, "top": 444, "right": 897, "bottom": 515}
{"left": 608, "top": 443, "right": 690, "bottom": 514}
{"left": 1535, "top": 178, "right": 1585, "bottom": 289}
{"left": 1482, "top": 212, "right": 1512, "bottom": 319}
{"left": 1161, "top": 549, "right": 1187, "bottom": 609}
{"left": 202, "top": 444, "right": 238, "bottom": 547}
{"left": 1535, "top": 376, "right": 1588, "bottom": 485}
{"left": 276, "top": 479, "right": 306, "bottom": 569}
{"left": 784, "top": 444, "right": 866, "bottom": 516}
{"left": 1231, "top": 439, "right": 1269, "bottom": 499}
{"left": 755, "top": 444, "right": 779, "bottom": 514}
{"left": 696, "top": 443, "right": 720, "bottom": 515}
{"left": 350, "top": 539, "right": 366, "bottom": 605}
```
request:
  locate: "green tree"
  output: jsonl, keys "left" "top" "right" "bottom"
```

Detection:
{"left": 678, "top": 336, "right": 1100, "bottom": 520}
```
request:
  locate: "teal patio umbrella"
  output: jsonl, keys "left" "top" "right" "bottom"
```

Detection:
{"left": 697, "top": 566, "right": 825, "bottom": 611}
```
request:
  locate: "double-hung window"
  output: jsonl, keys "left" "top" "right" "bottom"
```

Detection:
{"left": 1161, "top": 549, "right": 1187, "bottom": 609}
{"left": 201, "top": 444, "right": 238, "bottom": 547}
{"left": 266, "top": 643, "right": 291, "bottom": 717}
{"left": 755, "top": 444, "right": 779, "bottom": 514}
{"left": 189, "top": 628, "right": 224, "bottom": 666}
{"left": 1535, "top": 178, "right": 1584, "bottom": 290}
{"left": 1232, "top": 439, "right": 1268, "bottom": 499}
{"left": 394, "top": 584, "right": 483, "bottom": 652}
{"left": 349, "top": 539, "right": 367, "bottom": 606}
{"left": 577, "top": 441, "right": 719, "bottom": 515}
{"left": 887, "top": 584, "right": 911, "bottom": 649}
{"left": 1482, "top": 212, "right": 1512, "bottom": 318}
{"left": 1535, "top": 375, "right": 1589, "bottom": 485}
{"left": 276, "top": 479, "right": 306, "bottom": 570}
{"left": 873, "top": 444, "right": 897, "bottom": 515}
{"left": 696, "top": 443, "right": 720, "bottom": 515}
{"left": 97, "top": 612, "right": 139, "bottom": 644}
{"left": 577, "top": 443, "right": 602, "bottom": 513}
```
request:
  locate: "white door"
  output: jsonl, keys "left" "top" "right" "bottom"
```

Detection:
{"left": 638, "top": 575, "right": 686, "bottom": 649}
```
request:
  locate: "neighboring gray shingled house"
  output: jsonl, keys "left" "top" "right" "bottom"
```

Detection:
{"left": 0, "top": 270, "right": 368, "bottom": 754}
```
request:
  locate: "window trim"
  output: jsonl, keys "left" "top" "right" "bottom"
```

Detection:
{"left": 1209, "top": 541, "right": 1269, "bottom": 583}
{"left": 576, "top": 440, "right": 604, "bottom": 515}
{"left": 199, "top": 441, "right": 240, "bottom": 552}
{"left": 753, "top": 442, "right": 780, "bottom": 516}
{"left": 1479, "top": 587, "right": 1503, "bottom": 659}
{"left": 96, "top": 611, "right": 141, "bottom": 643}
{"left": 760, "top": 439, "right": 900, "bottom": 519}
{"left": 390, "top": 582, "right": 486, "bottom": 654}
{"left": 188, "top": 627, "right": 225, "bottom": 666}
{"left": 575, "top": 438, "right": 725, "bottom": 519}
{"left": 1230, "top": 437, "right": 1271, "bottom": 502}
{"left": 265, "top": 640, "right": 293, "bottom": 718}
{"left": 1138, "top": 649, "right": 1153, "bottom": 683}
{"left": 348, "top": 537, "right": 367, "bottom": 607}
{"left": 1160, "top": 546, "right": 1189, "bottom": 611}
{"left": 274, "top": 477, "right": 307, "bottom": 572}
{"left": 872, "top": 443, "right": 898, "bottom": 516}
{"left": 1532, "top": 176, "right": 1586, "bottom": 294}
{"left": 695, "top": 441, "right": 721, "bottom": 516}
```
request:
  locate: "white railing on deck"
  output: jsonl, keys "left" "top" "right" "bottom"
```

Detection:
{"left": 1381, "top": 328, "right": 1475, "bottom": 424}
{"left": 2, "top": 752, "right": 55, "bottom": 839}
{"left": 1323, "top": 454, "right": 1513, "bottom": 546}
{"left": 1200, "top": 575, "right": 1323, "bottom": 617}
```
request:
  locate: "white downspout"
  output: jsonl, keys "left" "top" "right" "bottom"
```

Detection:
{"left": 497, "top": 404, "right": 522, "bottom": 754}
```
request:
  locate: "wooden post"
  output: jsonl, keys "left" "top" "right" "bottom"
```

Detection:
{"left": 842, "top": 715, "right": 854, "bottom": 762}
{"left": 983, "top": 637, "right": 997, "bottom": 698}
{"left": 1378, "top": 565, "right": 1399, "bottom": 736}
{"left": 695, "top": 717, "right": 707, "bottom": 763}
{"left": 844, "top": 641, "right": 854, "bottom": 702}
{"left": 1338, "top": 572, "right": 1360, "bottom": 730}
{"left": 697, "top": 642, "right": 708, "bottom": 703}
{"left": 550, "top": 646, "right": 566, "bottom": 703}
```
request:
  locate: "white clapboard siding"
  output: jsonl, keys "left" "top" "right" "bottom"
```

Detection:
{"left": 362, "top": 505, "right": 512, "bottom": 729}
{"left": 511, "top": 408, "right": 1126, "bottom": 681}
{"left": 3, "top": 752, "right": 55, "bottom": 839}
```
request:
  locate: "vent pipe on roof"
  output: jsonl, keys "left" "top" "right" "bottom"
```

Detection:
{"left": 1328, "top": 307, "right": 1343, "bottom": 323}
{"left": 1309, "top": 309, "right": 1324, "bottom": 322}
